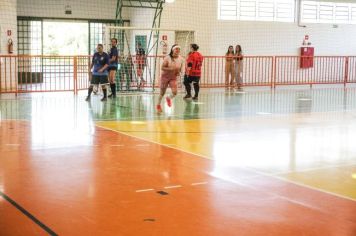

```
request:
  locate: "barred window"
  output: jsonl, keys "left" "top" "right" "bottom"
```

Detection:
{"left": 301, "top": 1, "right": 356, "bottom": 24}
{"left": 218, "top": 0, "right": 295, "bottom": 22}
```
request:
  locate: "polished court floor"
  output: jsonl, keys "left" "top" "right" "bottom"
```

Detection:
{"left": 0, "top": 87, "right": 356, "bottom": 235}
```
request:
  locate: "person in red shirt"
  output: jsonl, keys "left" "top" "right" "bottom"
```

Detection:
{"left": 183, "top": 44, "right": 203, "bottom": 101}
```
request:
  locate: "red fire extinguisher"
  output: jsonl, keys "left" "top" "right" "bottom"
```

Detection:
{"left": 7, "top": 39, "right": 13, "bottom": 54}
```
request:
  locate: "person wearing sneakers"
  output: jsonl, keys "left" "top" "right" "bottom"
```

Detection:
{"left": 183, "top": 43, "right": 203, "bottom": 101}
{"left": 85, "top": 44, "right": 109, "bottom": 102}
{"left": 156, "top": 44, "right": 184, "bottom": 113}
{"left": 108, "top": 38, "right": 119, "bottom": 98}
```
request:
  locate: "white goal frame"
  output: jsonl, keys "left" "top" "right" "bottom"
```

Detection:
{"left": 104, "top": 26, "right": 195, "bottom": 56}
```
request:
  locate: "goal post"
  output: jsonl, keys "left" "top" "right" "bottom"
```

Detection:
{"left": 103, "top": 26, "right": 195, "bottom": 92}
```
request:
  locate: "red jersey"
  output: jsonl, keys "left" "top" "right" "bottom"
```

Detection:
{"left": 186, "top": 51, "right": 203, "bottom": 77}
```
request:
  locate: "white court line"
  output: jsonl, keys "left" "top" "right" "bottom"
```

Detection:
{"left": 191, "top": 182, "right": 208, "bottom": 186}
{"left": 95, "top": 124, "right": 210, "bottom": 160}
{"left": 277, "top": 195, "right": 322, "bottom": 211}
{"left": 242, "top": 166, "right": 356, "bottom": 203}
{"left": 164, "top": 185, "right": 182, "bottom": 189}
{"left": 256, "top": 112, "right": 272, "bottom": 115}
{"left": 274, "top": 162, "right": 356, "bottom": 175}
{"left": 136, "top": 189, "right": 154, "bottom": 193}
{"left": 96, "top": 125, "right": 356, "bottom": 202}
{"left": 0, "top": 119, "right": 29, "bottom": 122}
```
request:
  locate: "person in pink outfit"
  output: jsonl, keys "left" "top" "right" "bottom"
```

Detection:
{"left": 156, "top": 44, "right": 184, "bottom": 113}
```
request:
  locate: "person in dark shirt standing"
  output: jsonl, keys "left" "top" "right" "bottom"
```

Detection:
{"left": 135, "top": 43, "right": 146, "bottom": 89}
{"left": 86, "top": 44, "right": 109, "bottom": 102}
{"left": 184, "top": 44, "right": 203, "bottom": 100}
{"left": 108, "top": 38, "right": 119, "bottom": 98}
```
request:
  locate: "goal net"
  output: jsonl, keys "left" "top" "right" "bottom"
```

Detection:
{"left": 104, "top": 26, "right": 194, "bottom": 92}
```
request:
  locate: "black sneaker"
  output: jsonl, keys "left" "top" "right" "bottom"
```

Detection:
{"left": 183, "top": 94, "right": 192, "bottom": 99}
{"left": 108, "top": 94, "right": 113, "bottom": 98}
{"left": 85, "top": 96, "right": 90, "bottom": 101}
{"left": 192, "top": 96, "right": 198, "bottom": 101}
{"left": 101, "top": 97, "right": 107, "bottom": 102}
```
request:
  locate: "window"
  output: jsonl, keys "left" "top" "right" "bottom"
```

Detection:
{"left": 89, "top": 21, "right": 129, "bottom": 56}
{"left": 301, "top": 1, "right": 356, "bottom": 24}
{"left": 218, "top": 0, "right": 295, "bottom": 22}
{"left": 17, "top": 19, "right": 42, "bottom": 55}
{"left": 17, "top": 19, "right": 43, "bottom": 73}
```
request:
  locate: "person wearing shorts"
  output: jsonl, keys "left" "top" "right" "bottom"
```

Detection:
{"left": 156, "top": 44, "right": 184, "bottom": 113}
{"left": 108, "top": 38, "right": 119, "bottom": 98}
{"left": 86, "top": 44, "right": 109, "bottom": 102}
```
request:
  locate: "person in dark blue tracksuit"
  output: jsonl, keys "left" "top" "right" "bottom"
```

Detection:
{"left": 86, "top": 44, "right": 109, "bottom": 102}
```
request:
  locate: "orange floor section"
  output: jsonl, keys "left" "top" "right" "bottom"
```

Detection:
{"left": 1, "top": 120, "right": 356, "bottom": 235}
{"left": 1, "top": 89, "right": 356, "bottom": 235}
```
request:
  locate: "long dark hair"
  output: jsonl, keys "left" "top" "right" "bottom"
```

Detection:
{"left": 235, "top": 45, "right": 242, "bottom": 55}
{"left": 226, "top": 45, "right": 234, "bottom": 55}
{"left": 169, "top": 44, "right": 179, "bottom": 59}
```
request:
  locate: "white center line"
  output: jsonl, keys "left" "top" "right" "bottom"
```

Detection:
{"left": 191, "top": 182, "right": 208, "bottom": 186}
{"left": 135, "top": 189, "right": 154, "bottom": 193}
{"left": 164, "top": 185, "right": 182, "bottom": 189}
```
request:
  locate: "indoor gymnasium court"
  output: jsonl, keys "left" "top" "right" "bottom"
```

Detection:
{"left": 0, "top": 0, "right": 356, "bottom": 235}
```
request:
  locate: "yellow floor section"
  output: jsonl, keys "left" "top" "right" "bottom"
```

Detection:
{"left": 97, "top": 119, "right": 218, "bottom": 158}
{"left": 97, "top": 116, "right": 356, "bottom": 200}
{"left": 280, "top": 166, "right": 356, "bottom": 200}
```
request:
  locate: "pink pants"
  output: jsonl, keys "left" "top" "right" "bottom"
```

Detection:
{"left": 160, "top": 74, "right": 177, "bottom": 90}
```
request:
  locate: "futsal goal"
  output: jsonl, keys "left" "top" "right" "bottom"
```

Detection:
{"left": 104, "top": 26, "right": 194, "bottom": 92}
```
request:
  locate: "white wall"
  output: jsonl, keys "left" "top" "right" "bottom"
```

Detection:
{"left": 14, "top": 0, "right": 356, "bottom": 56}
{"left": 210, "top": 21, "right": 356, "bottom": 56}
{"left": 0, "top": 0, "right": 17, "bottom": 54}
{"left": 131, "top": 0, "right": 356, "bottom": 56}
{"left": 0, "top": 0, "right": 17, "bottom": 91}
{"left": 129, "top": 1, "right": 214, "bottom": 56}
{"left": 17, "top": 0, "right": 129, "bottom": 20}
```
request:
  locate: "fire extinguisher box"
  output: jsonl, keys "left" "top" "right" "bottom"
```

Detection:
{"left": 300, "top": 47, "right": 314, "bottom": 68}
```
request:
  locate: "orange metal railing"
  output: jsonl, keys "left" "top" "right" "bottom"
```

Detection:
{"left": 1, "top": 55, "right": 356, "bottom": 94}
{"left": 274, "top": 56, "right": 347, "bottom": 86}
